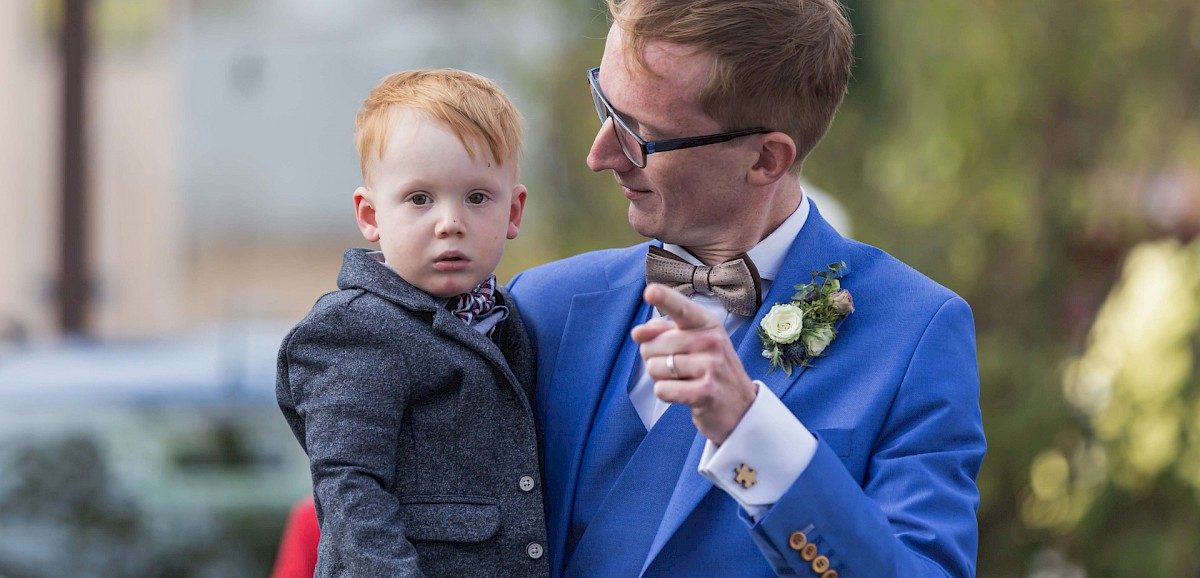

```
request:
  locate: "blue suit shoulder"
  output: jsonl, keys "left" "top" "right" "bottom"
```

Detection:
{"left": 508, "top": 243, "right": 649, "bottom": 308}
{"left": 843, "top": 237, "right": 968, "bottom": 313}
{"left": 507, "top": 244, "right": 649, "bottom": 365}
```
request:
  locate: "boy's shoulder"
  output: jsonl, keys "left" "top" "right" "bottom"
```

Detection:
{"left": 284, "top": 247, "right": 441, "bottom": 346}
{"left": 336, "top": 248, "right": 444, "bottom": 311}
{"left": 284, "top": 285, "right": 419, "bottom": 346}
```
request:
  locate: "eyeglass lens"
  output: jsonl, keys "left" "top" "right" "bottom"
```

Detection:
{"left": 589, "top": 78, "right": 646, "bottom": 167}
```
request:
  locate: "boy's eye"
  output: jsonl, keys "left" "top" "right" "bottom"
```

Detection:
{"left": 408, "top": 193, "right": 432, "bottom": 205}
{"left": 466, "top": 192, "right": 488, "bottom": 205}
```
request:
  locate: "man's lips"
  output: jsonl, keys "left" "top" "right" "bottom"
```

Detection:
{"left": 620, "top": 183, "right": 652, "bottom": 199}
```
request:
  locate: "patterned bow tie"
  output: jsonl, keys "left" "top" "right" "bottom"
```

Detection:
{"left": 450, "top": 275, "right": 498, "bottom": 324}
{"left": 645, "top": 247, "right": 762, "bottom": 317}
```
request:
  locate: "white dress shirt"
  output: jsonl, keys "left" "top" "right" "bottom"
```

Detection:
{"left": 629, "top": 194, "right": 818, "bottom": 521}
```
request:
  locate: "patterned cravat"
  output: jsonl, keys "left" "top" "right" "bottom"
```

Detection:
{"left": 450, "top": 275, "right": 498, "bottom": 324}
{"left": 645, "top": 246, "right": 762, "bottom": 317}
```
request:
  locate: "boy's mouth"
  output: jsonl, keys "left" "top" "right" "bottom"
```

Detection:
{"left": 434, "top": 251, "right": 470, "bottom": 270}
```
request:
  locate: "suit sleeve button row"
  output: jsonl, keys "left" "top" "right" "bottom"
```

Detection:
{"left": 789, "top": 531, "right": 836, "bottom": 576}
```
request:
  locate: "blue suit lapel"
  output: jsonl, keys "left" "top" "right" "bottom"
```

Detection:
{"left": 739, "top": 203, "right": 853, "bottom": 399}
{"left": 541, "top": 253, "right": 648, "bottom": 576}
{"left": 641, "top": 432, "right": 710, "bottom": 575}
{"left": 641, "top": 204, "right": 855, "bottom": 573}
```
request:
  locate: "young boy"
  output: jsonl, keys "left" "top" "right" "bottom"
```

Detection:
{"left": 276, "top": 69, "right": 547, "bottom": 577}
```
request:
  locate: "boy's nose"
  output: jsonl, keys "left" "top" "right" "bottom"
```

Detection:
{"left": 435, "top": 207, "right": 466, "bottom": 238}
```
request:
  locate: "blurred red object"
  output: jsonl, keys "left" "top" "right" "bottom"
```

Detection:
{"left": 269, "top": 495, "right": 319, "bottom": 578}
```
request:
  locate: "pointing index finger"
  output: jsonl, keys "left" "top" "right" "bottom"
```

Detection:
{"left": 644, "top": 283, "right": 719, "bottom": 330}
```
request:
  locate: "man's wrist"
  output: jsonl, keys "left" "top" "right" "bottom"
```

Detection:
{"left": 698, "top": 382, "right": 816, "bottom": 519}
{"left": 712, "top": 378, "right": 760, "bottom": 447}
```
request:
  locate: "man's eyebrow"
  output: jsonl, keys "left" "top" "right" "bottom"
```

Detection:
{"left": 596, "top": 83, "right": 650, "bottom": 136}
{"left": 609, "top": 100, "right": 666, "bottom": 139}
{"left": 601, "top": 89, "right": 641, "bottom": 129}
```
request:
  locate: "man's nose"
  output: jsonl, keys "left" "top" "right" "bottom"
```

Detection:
{"left": 586, "top": 118, "right": 634, "bottom": 173}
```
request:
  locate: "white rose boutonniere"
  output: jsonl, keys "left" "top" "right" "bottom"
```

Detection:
{"left": 758, "top": 262, "right": 853, "bottom": 375}
{"left": 761, "top": 303, "right": 805, "bottom": 344}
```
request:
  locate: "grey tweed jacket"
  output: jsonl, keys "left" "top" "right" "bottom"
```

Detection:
{"left": 277, "top": 248, "right": 548, "bottom": 577}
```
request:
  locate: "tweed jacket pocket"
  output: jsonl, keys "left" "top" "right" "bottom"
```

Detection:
{"left": 399, "top": 496, "right": 501, "bottom": 543}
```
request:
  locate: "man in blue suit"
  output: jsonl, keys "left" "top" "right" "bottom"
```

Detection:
{"left": 509, "top": 0, "right": 986, "bottom": 575}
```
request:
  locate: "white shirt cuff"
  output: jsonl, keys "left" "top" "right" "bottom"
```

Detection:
{"left": 697, "top": 381, "right": 816, "bottom": 521}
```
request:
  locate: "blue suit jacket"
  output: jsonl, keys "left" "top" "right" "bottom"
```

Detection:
{"left": 509, "top": 205, "right": 985, "bottom": 577}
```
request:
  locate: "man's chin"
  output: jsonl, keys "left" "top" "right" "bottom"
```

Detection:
{"left": 628, "top": 207, "right": 663, "bottom": 240}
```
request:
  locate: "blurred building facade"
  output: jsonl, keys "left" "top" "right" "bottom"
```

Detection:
{"left": 0, "top": 2, "right": 583, "bottom": 575}
{"left": 1, "top": 0, "right": 58, "bottom": 342}
{"left": 0, "top": 0, "right": 574, "bottom": 343}
{"left": 1, "top": 0, "right": 186, "bottom": 341}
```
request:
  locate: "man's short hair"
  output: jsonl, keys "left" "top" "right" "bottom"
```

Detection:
{"left": 607, "top": 0, "right": 853, "bottom": 171}
{"left": 354, "top": 69, "right": 523, "bottom": 180}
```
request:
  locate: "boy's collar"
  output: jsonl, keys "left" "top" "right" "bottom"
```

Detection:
{"left": 337, "top": 248, "right": 443, "bottom": 313}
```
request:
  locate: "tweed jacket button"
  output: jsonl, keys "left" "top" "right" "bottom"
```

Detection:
{"left": 812, "top": 555, "right": 830, "bottom": 573}
{"left": 526, "top": 542, "right": 544, "bottom": 559}
{"left": 519, "top": 475, "right": 536, "bottom": 492}
{"left": 788, "top": 531, "right": 807, "bottom": 551}
{"left": 800, "top": 543, "right": 818, "bottom": 561}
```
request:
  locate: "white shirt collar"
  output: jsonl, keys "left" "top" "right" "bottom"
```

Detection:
{"left": 662, "top": 192, "right": 809, "bottom": 282}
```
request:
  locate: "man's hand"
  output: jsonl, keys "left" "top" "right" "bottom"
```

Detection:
{"left": 632, "top": 283, "right": 758, "bottom": 445}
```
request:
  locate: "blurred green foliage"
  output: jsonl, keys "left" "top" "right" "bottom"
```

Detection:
{"left": 529, "top": 1, "right": 1200, "bottom": 576}
{"left": 12, "top": 1, "right": 1194, "bottom": 575}
{"left": 0, "top": 434, "right": 282, "bottom": 577}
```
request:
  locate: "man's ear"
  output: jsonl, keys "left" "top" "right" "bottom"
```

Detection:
{"left": 353, "top": 187, "right": 380, "bottom": 242}
{"left": 507, "top": 184, "right": 528, "bottom": 240}
{"left": 747, "top": 132, "right": 797, "bottom": 186}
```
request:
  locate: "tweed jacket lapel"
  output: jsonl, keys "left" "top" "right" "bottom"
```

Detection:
{"left": 491, "top": 287, "right": 536, "bottom": 403}
{"left": 642, "top": 204, "right": 858, "bottom": 573}
{"left": 337, "top": 248, "right": 530, "bottom": 410}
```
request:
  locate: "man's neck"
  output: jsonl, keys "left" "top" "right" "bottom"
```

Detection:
{"left": 683, "top": 188, "right": 804, "bottom": 265}
{"left": 685, "top": 245, "right": 755, "bottom": 266}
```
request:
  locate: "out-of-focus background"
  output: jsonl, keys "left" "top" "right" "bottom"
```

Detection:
{"left": 1, "top": 0, "right": 1198, "bottom": 576}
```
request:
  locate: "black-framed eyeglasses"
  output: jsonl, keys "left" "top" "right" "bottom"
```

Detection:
{"left": 587, "top": 67, "right": 770, "bottom": 168}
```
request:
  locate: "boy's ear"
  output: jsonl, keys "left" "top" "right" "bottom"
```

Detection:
{"left": 507, "top": 184, "right": 527, "bottom": 240}
{"left": 353, "top": 187, "right": 380, "bottom": 242}
{"left": 747, "top": 132, "right": 797, "bottom": 186}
